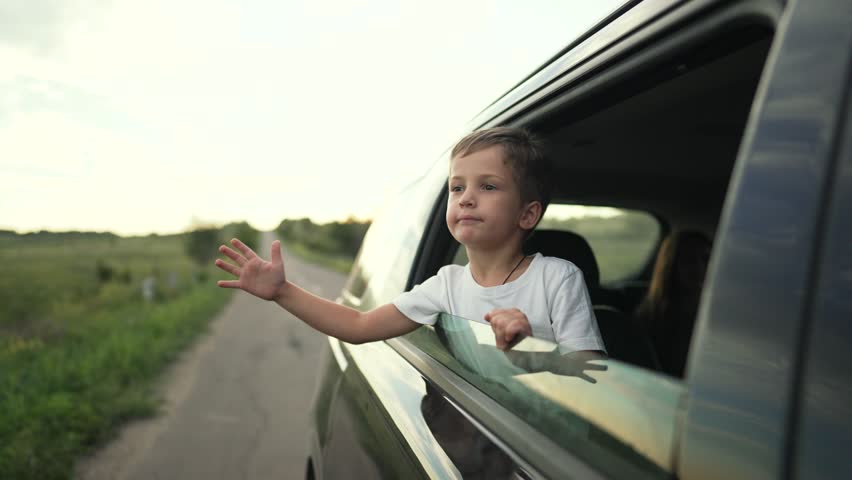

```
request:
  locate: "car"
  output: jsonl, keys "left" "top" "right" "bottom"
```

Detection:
{"left": 305, "top": 0, "right": 852, "bottom": 478}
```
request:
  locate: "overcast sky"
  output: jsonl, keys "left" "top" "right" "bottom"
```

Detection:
{"left": 0, "top": 0, "right": 622, "bottom": 235}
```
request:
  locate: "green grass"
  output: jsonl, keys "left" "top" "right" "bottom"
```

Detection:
{"left": 0, "top": 234, "right": 200, "bottom": 330}
{"left": 0, "top": 233, "right": 232, "bottom": 479}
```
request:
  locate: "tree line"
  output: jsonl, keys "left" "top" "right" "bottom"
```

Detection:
{"left": 2, "top": 217, "right": 370, "bottom": 271}
{"left": 184, "top": 217, "right": 371, "bottom": 268}
{"left": 276, "top": 217, "right": 370, "bottom": 259}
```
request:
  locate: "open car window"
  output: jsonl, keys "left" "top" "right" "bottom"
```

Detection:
{"left": 402, "top": 313, "right": 684, "bottom": 479}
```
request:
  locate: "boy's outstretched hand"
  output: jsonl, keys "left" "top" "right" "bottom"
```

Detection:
{"left": 215, "top": 238, "right": 287, "bottom": 301}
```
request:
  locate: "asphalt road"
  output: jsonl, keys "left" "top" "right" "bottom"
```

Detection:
{"left": 76, "top": 231, "right": 348, "bottom": 480}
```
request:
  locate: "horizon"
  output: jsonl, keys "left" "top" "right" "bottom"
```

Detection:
{"left": 1, "top": 204, "right": 624, "bottom": 238}
{"left": 0, "top": 214, "right": 373, "bottom": 237}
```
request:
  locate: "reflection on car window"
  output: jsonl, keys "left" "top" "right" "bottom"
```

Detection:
{"left": 403, "top": 313, "right": 684, "bottom": 480}
{"left": 341, "top": 336, "right": 525, "bottom": 479}
{"left": 421, "top": 382, "right": 518, "bottom": 479}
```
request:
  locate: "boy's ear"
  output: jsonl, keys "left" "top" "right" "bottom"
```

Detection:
{"left": 519, "top": 201, "right": 543, "bottom": 230}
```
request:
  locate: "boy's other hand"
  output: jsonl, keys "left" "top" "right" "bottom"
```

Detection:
{"left": 215, "top": 238, "right": 287, "bottom": 301}
{"left": 484, "top": 308, "right": 533, "bottom": 351}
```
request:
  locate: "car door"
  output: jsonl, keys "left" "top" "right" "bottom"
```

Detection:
{"left": 387, "top": 1, "right": 852, "bottom": 478}
{"left": 392, "top": 312, "right": 684, "bottom": 479}
{"left": 314, "top": 161, "right": 439, "bottom": 479}
{"left": 312, "top": 0, "right": 852, "bottom": 478}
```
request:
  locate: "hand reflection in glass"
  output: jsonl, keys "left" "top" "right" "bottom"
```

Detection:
{"left": 503, "top": 349, "right": 607, "bottom": 384}
{"left": 436, "top": 313, "right": 608, "bottom": 384}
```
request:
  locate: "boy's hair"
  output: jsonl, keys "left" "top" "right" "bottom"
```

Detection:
{"left": 451, "top": 127, "right": 553, "bottom": 215}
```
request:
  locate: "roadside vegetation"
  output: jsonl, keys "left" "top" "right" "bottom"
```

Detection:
{"left": 277, "top": 217, "right": 370, "bottom": 274}
{"left": 0, "top": 224, "right": 257, "bottom": 480}
{"left": 0, "top": 218, "right": 364, "bottom": 480}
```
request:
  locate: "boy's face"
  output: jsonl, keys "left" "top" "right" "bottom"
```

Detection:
{"left": 447, "top": 146, "right": 539, "bottom": 250}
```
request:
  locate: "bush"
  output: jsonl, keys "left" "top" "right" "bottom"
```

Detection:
{"left": 277, "top": 217, "right": 370, "bottom": 260}
{"left": 184, "top": 227, "right": 220, "bottom": 266}
{"left": 95, "top": 260, "right": 114, "bottom": 284}
{"left": 223, "top": 222, "right": 259, "bottom": 250}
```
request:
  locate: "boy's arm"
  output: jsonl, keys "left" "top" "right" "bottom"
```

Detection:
{"left": 274, "top": 282, "right": 419, "bottom": 343}
{"left": 216, "top": 238, "right": 418, "bottom": 344}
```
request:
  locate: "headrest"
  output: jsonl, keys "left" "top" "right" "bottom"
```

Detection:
{"left": 523, "top": 230, "right": 600, "bottom": 289}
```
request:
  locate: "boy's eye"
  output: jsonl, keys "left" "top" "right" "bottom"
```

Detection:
{"left": 483, "top": 184, "right": 496, "bottom": 191}
{"left": 450, "top": 185, "right": 463, "bottom": 192}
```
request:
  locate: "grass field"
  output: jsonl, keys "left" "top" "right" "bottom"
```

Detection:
{"left": 0, "top": 232, "right": 231, "bottom": 480}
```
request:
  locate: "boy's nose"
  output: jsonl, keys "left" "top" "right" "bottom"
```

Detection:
{"left": 458, "top": 191, "right": 475, "bottom": 207}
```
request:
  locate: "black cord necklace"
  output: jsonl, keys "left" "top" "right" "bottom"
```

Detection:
{"left": 502, "top": 255, "right": 530, "bottom": 285}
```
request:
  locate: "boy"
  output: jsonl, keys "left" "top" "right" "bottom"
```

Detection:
{"left": 215, "top": 127, "right": 604, "bottom": 355}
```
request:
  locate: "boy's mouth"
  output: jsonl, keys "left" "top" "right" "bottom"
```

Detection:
{"left": 457, "top": 215, "right": 482, "bottom": 223}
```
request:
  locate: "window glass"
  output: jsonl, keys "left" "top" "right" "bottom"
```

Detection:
{"left": 451, "top": 205, "right": 661, "bottom": 286}
{"left": 539, "top": 206, "right": 661, "bottom": 285}
{"left": 402, "top": 314, "right": 683, "bottom": 479}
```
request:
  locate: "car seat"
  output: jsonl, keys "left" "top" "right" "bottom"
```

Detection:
{"left": 523, "top": 230, "right": 660, "bottom": 370}
{"left": 523, "top": 230, "right": 600, "bottom": 295}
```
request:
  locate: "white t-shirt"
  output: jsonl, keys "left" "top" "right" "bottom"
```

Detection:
{"left": 392, "top": 253, "right": 605, "bottom": 353}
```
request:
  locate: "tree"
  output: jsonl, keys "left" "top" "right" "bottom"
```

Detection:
{"left": 185, "top": 227, "right": 221, "bottom": 266}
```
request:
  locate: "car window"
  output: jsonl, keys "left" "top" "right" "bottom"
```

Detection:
{"left": 402, "top": 313, "right": 683, "bottom": 480}
{"left": 450, "top": 205, "right": 660, "bottom": 286}
{"left": 539, "top": 206, "right": 661, "bottom": 285}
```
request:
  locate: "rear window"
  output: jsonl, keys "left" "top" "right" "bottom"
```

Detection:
{"left": 452, "top": 205, "right": 661, "bottom": 286}
{"left": 539, "top": 205, "right": 661, "bottom": 285}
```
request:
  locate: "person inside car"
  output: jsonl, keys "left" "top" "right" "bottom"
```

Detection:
{"left": 214, "top": 127, "right": 605, "bottom": 356}
{"left": 634, "top": 229, "right": 712, "bottom": 377}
